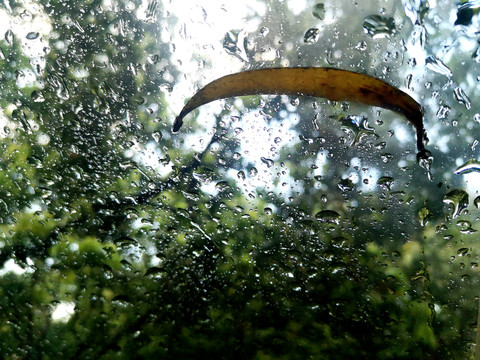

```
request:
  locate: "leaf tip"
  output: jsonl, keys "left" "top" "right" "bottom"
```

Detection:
{"left": 172, "top": 117, "right": 183, "bottom": 133}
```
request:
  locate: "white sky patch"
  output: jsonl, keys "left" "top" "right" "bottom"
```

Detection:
{"left": 0, "top": 258, "right": 28, "bottom": 276}
{"left": 392, "top": 122, "right": 413, "bottom": 144}
{"left": 287, "top": 0, "right": 308, "bottom": 15}
{"left": 51, "top": 301, "right": 75, "bottom": 323}
{"left": 165, "top": 0, "right": 266, "bottom": 119}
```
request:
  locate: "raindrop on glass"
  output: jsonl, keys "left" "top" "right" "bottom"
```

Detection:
{"left": 443, "top": 189, "right": 469, "bottom": 218}
{"left": 453, "top": 87, "right": 471, "bottom": 109}
{"left": 313, "top": 3, "right": 326, "bottom": 20}
{"left": 425, "top": 56, "right": 452, "bottom": 77}
{"left": 454, "top": 159, "right": 480, "bottom": 175}
{"left": 418, "top": 206, "right": 433, "bottom": 226}
{"left": 152, "top": 131, "right": 163, "bottom": 142}
{"left": 436, "top": 105, "right": 450, "bottom": 119}
{"left": 377, "top": 176, "right": 394, "bottom": 191}
{"left": 417, "top": 149, "right": 433, "bottom": 181}
{"left": 304, "top": 28, "right": 320, "bottom": 44}
{"left": 363, "top": 15, "right": 396, "bottom": 38}
{"left": 315, "top": 210, "right": 341, "bottom": 225}
{"left": 261, "top": 157, "right": 274, "bottom": 168}
{"left": 26, "top": 32, "right": 39, "bottom": 40}
{"left": 5, "top": 29, "right": 13, "bottom": 45}
{"left": 474, "top": 196, "right": 480, "bottom": 209}
{"left": 215, "top": 181, "right": 230, "bottom": 192}
{"left": 338, "top": 178, "right": 354, "bottom": 192}
{"left": 223, "top": 30, "right": 249, "bottom": 62}
{"left": 237, "top": 171, "right": 246, "bottom": 181}
{"left": 259, "top": 27, "right": 269, "bottom": 37}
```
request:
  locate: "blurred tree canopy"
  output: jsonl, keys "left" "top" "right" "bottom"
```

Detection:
{"left": 0, "top": 0, "right": 479, "bottom": 359}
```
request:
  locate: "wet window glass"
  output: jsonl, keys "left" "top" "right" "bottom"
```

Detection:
{"left": 1, "top": 0, "right": 480, "bottom": 358}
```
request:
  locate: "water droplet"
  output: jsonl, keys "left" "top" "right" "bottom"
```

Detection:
{"left": 474, "top": 196, "right": 480, "bottom": 209}
{"left": 459, "top": 1, "right": 480, "bottom": 11}
{"left": 261, "top": 157, "right": 274, "bottom": 168}
{"left": 339, "top": 115, "right": 377, "bottom": 146}
{"left": 315, "top": 210, "right": 341, "bottom": 225}
{"left": 363, "top": 15, "right": 396, "bottom": 38}
{"left": 418, "top": 206, "right": 433, "bottom": 226}
{"left": 141, "top": 0, "right": 159, "bottom": 23}
{"left": 457, "top": 220, "right": 477, "bottom": 234}
{"left": 304, "top": 28, "right": 320, "bottom": 44}
{"left": 443, "top": 189, "right": 469, "bottom": 218}
{"left": 264, "top": 207, "right": 272, "bottom": 215}
{"left": 417, "top": 149, "right": 433, "bottom": 181}
{"left": 338, "top": 178, "right": 354, "bottom": 192}
{"left": 377, "top": 176, "right": 394, "bottom": 191}
{"left": 289, "top": 97, "right": 299, "bottom": 106}
{"left": 223, "top": 30, "right": 249, "bottom": 62}
{"left": 403, "top": 0, "right": 429, "bottom": 25}
{"left": 5, "top": 29, "right": 13, "bottom": 45}
{"left": 234, "top": 127, "right": 243, "bottom": 136}
{"left": 152, "top": 131, "right": 163, "bottom": 142}
{"left": 405, "top": 73, "right": 413, "bottom": 89}
{"left": 473, "top": 45, "right": 480, "bottom": 63}
{"left": 237, "top": 171, "right": 245, "bottom": 181}
{"left": 249, "top": 167, "right": 258, "bottom": 177}
{"left": 454, "top": 159, "right": 480, "bottom": 175}
{"left": 425, "top": 56, "right": 452, "bottom": 77}
{"left": 436, "top": 105, "right": 450, "bottom": 119}
{"left": 457, "top": 247, "right": 469, "bottom": 257}
{"left": 31, "top": 90, "right": 45, "bottom": 103}
{"left": 355, "top": 40, "right": 368, "bottom": 51}
{"left": 192, "top": 167, "right": 214, "bottom": 183}
{"left": 259, "top": 27, "right": 269, "bottom": 37}
{"left": 312, "top": 3, "right": 326, "bottom": 20}
{"left": 26, "top": 32, "right": 39, "bottom": 40}
{"left": 453, "top": 87, "right": 471, "bottom": 109}
{"left": 215, "top": 181, "right": 230, "bottom": 192}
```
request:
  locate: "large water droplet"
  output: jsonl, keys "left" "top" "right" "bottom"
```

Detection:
{"left": 454, "top": 159, "right": 480, "bottom": 175}
{"left": 315, "top": 210, "right": 341, "bottom": 225}
{"left": 418, "top": 206, "right": 433, "bottom": 226}
{"left": 338, "top": 178, "right": 354, "bottom": 192}
{"left": 363, "top": 15, "right": 396, "bottom": 38}
{"left": 313, "top": 3, "right": 326, "bottom": 20}
{"left": 339, "top": 115, "right": 377, "bottom": 146}
{"left": 474, "top": 196, "right": 480, "bottom": 209}
{"left": 377, "top": 176, "right": 394, "bottom": 191}
{"left": 425, "top": 56, "right": 452, "bottom": 77}
{"left": 453, "top": 87, "right": 471, "bottom": 109}
{"left": 215, "top": 181, "right": 230, "bottom": 192}
{"left": 223, "top": 30, "right": 249, "bottom": 62}
{"left": 403, "top": 0, "right": 429, "bottom": 25}
{"left": 261, "top": 157, "right": 274, "bottom": 168}
{"left": 304, "top": 28, "right": 320, "bottom": 44}
{"left": 4, "top": 29, "right": 13, "bottom": 45}
{"left": 26, "top": 32, "right": 39, "bottom": 40}
{"left": 152, "top": 131, "right": 163, "bottom": 142}
{"left": 443, "top": 189, "right": 469, "bottom": 218}
{"left": 436, "top": 105, "right": 450, "bottom": 119}
{"left": 146, "top": 0, "right": 159, "bottom": 22}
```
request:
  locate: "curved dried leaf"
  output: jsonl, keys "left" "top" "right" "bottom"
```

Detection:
{"left": 173, "top": 67, "right": 427, "bottom": 152}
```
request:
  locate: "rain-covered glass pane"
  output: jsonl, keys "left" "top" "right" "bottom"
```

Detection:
{"left": 1, "top": 0, "right": 480, "bottom": 358}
